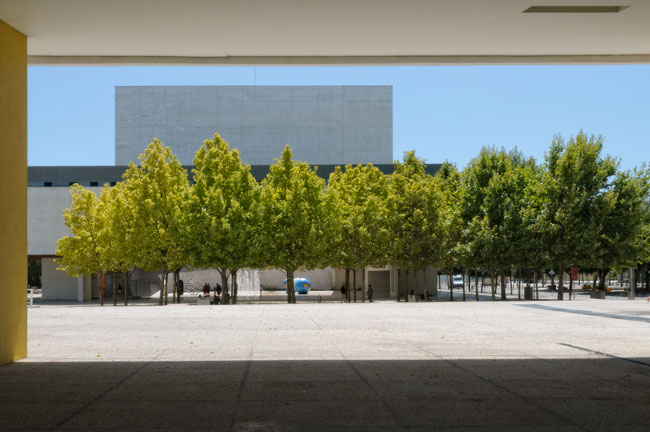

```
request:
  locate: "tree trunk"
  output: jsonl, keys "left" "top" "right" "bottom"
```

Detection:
{"left": 510, "top": 272, "right": 513, "bottom": 295}
{"left": 112, "top": 271, "right": 117, "bottom": 306}
{"left": 362, "top": 267, "right": 366, "bottom": 303}
{"left": 345, "top": 268, "right": 350, "bottom": 303}
{"left": 500, "top": 270, "right": 506, "bottom": 300}
{"left": 568, "top": 272, "right": 573, "bottom": 300}
{"left": 353, "top": 269, "right": 357, "bottom": 303}
{"left": 448, "top": 268, "right": 453, "bottom": 301}
{"left": 517, "top": 269, "right": 521, "bottom": 300}
{"left": 396, "top": 269, "right": 401, "bottom": 302}
{"left": 490, "top": 270, "right": 495, "bottom": 300}
{"left": 405, "top": 270, "right": 410, "bottom": 302}
{"left": 219, "top": 269, "right": 229, "bottom": 305}
{"left": 628, "top": 267, "right": 636, "bottom": 300}
{"left": 557, "top": 263, "right": 564, "bottom": 300}
{"left": 534, "top": 270, "right": 538, "bottom": 300}
{"left": 475, "top": 269, "right": 479, "bottom": 301}
{"left": 461, "top": 272, "right": 466, "bottom": 301}
{"left": 123, "top": 272, "right": 127, "bottom": 306}
{"left": 159, "top": 263, "right": 167, "bottom": 305}
{"left": 99, "top": 273, "right": 104, "bottom": 306}
{"left": 124, "top": 269, "right": 132, "bottom": 306}
{"left": 231, "top": 269, "right": 238, "bottom": 304}
{"left": 286, "top": 268, "right": 295, "bottom": 304}
{"left": 414, "top": 270, "right": 419, "bottom": 302}
{"left": 599, "top": 268, "right": 608, "bottom": 291}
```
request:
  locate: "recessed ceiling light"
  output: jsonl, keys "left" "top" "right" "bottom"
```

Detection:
{"left": 523, "top": 6, "right": 628, "bottom": 13}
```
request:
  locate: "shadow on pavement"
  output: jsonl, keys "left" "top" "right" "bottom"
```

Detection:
{"left": 1, "top": 357, "right": 650, "bottom": 431}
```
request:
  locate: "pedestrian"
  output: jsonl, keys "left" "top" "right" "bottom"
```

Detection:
{"left": 340, "top": 285, "right": 346, "bottom": 302}
{"left": 203, "top": 282, "right": 210, "bottom": 296}
{"left": 367, "top": 284, "right": 373, "bottom": 302}
{"left": 409, "top": 289, "right": 416, "bottom": 302}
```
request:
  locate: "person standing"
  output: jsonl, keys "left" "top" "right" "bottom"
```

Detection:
{"left": 367, "top": 284, "right": 374, "bottom": 302}
{"left": 340, "top": 285, "right": 346, "bottom": 303}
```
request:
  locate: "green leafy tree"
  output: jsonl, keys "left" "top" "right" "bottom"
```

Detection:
{"left": 590, "top": 167, "right": 650, "bottom": 289}
{"left": 537, "top": 132, "right": 617, "bottom": 299}
{"left": 436, "top": 162, "right": 464, "bottom": 300}
{"left": 56, "top": 184, "right": 110, "bottom": 305}
{"left": 122, "top": 139, "right": 191, "bottom": 305}
{"left": 326, "top": 164, "right": 390, "bottom": 302}
{"left": 190, "top": 133, "right": 260, "bottom": 304}
{"left": 460, "top": 147, "right": 536, "bottom": 300}
{"left": 258, "top": 145, "right": 333, "bottom": 304}
{"left": 387, "top": 151, "right": 442, "bottom": 301}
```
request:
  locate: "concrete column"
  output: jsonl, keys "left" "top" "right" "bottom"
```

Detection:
{"left": 0, "top": 20, "right": 27, "bottom": 365}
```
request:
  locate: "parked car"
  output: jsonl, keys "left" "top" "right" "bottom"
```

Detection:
{"left": 452, "top": 275, "right": 464, "bottom": 288}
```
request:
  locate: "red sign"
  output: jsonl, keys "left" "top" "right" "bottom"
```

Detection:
{"left": 570, "top": 266, "right": 579, "bottom": 281}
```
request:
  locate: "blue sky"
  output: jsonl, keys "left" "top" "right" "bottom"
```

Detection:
{"left": 28, "top": 65, "right": 649, "bottom": 170}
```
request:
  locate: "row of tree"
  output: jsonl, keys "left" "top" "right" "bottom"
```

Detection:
{"left": 57, "top": 131, "right": 650, "bottom": 304}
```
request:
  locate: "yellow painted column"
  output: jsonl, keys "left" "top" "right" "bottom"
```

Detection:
{"left": 0, "top": 20, "right": 27, "bottom": 366}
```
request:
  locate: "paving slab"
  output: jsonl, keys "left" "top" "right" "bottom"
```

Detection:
{"left": 1, "top": 299, "right": 649, "bottom": 431}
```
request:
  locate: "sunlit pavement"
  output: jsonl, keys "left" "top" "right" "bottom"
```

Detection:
{"left": 2, "top": 300, "right": 649, "bottom": 431}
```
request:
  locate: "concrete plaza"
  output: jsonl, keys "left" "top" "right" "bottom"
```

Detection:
{"left": 1, "top": 300, "right": 650, "bottom": 431}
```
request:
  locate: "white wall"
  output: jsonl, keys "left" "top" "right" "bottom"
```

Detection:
{"left": 28, "top": 186, "right": 102, "bottom": 256}
{"left": 42, "top": 258, "right": 79, "bottom": 301}
{"left": 259, "top": 268, "right": 335, "bottom": 290}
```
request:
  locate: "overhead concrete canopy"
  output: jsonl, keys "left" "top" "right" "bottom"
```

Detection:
{"left": 1, "top": 0, "right": 649, "bottom": 65}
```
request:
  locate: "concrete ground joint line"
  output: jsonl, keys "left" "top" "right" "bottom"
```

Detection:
{"left": 229, "top": 305, "right": 266, "bottom": 432}
{"left": 525, "top": 348, "right": 650, "bottom": 398}
{"left": 558, "top": 342, "right": 650, "bottom": 370}
{"left": 50, "top": 347, "right": 170, "bottom": 431}
{"left": 304, "top": 308, "right": 409, "bottom": 431}
{"left": 415, "top": 345, "right": 586, "bottom": 431}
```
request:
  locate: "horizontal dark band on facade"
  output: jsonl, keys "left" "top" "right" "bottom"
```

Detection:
{"left": 28, "top": 164, "right": 442, "bottom": 186}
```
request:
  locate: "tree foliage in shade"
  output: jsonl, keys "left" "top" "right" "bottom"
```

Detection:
{"left": 258, "top": 145, "right": 333, "bottom": 303}
{"left": 190, "top": 133, "right": 260, "bottom": 304}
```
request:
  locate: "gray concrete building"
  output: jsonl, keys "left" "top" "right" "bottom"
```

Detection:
{"left": 115, "top": 86, "right": 393, "bottom": 166}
